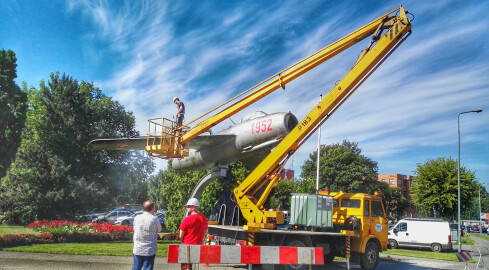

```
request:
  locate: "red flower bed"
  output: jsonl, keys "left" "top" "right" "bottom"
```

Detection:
{"left": 28, "top": 219, "right": 133, "bottom": 234}
{"left": 0, "top": 220, "right": 131, "bottom": 248}
{"left": 1, "top": 220, "right": 134, "bottom": 248}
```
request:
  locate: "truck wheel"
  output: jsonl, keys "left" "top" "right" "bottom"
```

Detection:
{"left": 360, "top": 241, "right": 379, "bottom": 270}
{"left": 430, "top": 243, "right": 442, "bottom": 252}
{"left": 324, "top": 253, "right": 335, "bottom": 264}
{"left": 388, "top": 239, "right": 398, "bottom": 249}
{"left": 279, "top": 237, "right": 312, "bottom": 270}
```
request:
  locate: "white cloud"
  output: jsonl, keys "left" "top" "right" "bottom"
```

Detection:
{"left": 71, "top": 1, "right": 489, "bottom": 181}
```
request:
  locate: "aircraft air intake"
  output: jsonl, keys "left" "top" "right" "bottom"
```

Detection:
{"left": 284, "top": 113, "right": 298, "bottom": 132}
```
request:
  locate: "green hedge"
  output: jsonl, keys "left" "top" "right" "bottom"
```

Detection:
{"left": 0, "top": 230, "right": 132, "bottom": 248}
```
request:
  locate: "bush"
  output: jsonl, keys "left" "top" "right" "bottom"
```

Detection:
{"left": 160, "top": 233, "right": 179, "bottom": 241}
{"left": 0, "top": 232, "right": 54, "bottom": 248}
{"left": 3, "top": 206, "right": 35, "bottom": 225}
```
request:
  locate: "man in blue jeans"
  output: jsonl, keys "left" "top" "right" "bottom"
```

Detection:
{"left": 132, "top": 200, "right": 162, "bottom": 270}
{"left": 173, "top": 97, "right": 185, "bottom": 126}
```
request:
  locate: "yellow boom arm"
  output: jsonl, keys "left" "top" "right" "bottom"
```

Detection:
{"left": 179, "top": 6, "right": 411, "bottom": 144}
{"left": 147, "top": 6, "right": 412, "bottom": 230}
{"left": 232, "top": 7, "right": 412, "bottom": 229}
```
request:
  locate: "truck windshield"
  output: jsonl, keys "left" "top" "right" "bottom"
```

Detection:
{"left": 364, "top": 200, "right": 370, "bottom": 216}
{"left": 371, "top": 201, "right": 384, "bottom": 217}
{"left": 341, "top": 199, "right": 360, "bottom": 208}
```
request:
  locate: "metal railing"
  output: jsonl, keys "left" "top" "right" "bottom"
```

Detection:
{"left": 146, "top": 117, "right": 189, "bottom": 158}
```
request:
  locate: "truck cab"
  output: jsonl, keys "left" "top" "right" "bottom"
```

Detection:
{"left": 320, "top": 191, "right": 388, "bottom": 269}
{"left": 329, "top": 192, "right": 388, "bottom": 252}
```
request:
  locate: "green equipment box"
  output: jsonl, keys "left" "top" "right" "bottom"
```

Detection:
{"left": 290, "top": 194, "right": 333, "bottom": 228}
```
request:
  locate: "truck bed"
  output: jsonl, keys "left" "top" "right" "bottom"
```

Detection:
{"left": 208, "top": 225, "right": 345, "bottom": 241}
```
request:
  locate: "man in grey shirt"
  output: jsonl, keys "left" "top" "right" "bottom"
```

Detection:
{"left": 132, "top": 200, "right": 162, "bottom": 270}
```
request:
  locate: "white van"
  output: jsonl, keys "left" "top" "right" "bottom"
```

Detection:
{"left": 388, "top": 218, "right": 453, "bottom": 252}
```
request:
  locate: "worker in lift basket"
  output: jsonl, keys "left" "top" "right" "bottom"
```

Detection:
{"left": 173, "top": 97, "right": 185, "bottom": 125}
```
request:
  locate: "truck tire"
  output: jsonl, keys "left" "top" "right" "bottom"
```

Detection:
{"left": 388, "top": 239, "right": 398, "bottom": 249}
{"left": 279, "top": 237, "right": 312, "bottom": 270}
{"left": 324, "top": 252, "right": 335, "bottom": 264}
{"left": 430, "top": 243, "right": 442, "bottom": 252}
{"left": 360, "top": 241, "right": 379, "bottom": 270}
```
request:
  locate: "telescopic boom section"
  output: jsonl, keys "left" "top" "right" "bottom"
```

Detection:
{"left": 179, "top": 6, "right": 409, "bottom": 144}
{"left": 233, "top": 7, "right": 412, "bottom": 230}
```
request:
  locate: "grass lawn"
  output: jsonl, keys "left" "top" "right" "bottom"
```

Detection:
{"left": 0, "top": 225, "right": 39, "bottom": 236}
{"left": 0, "top": 225, "right": 481, "bottom": 263}
{"left": 470, "top": 233, "right": 489, "bottom": 241}
{"left": 4, "top": 240, "right": 178, "bottom": 256}
{"left": 461, "top": 236, "right": 477, "bottom": 245}
{"left": 383, "top": 248, "right": 463, "bottom": 262}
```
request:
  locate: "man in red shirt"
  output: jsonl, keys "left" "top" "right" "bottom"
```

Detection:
{"left": 179, "top": 198, "right": 208, "bottom": 270}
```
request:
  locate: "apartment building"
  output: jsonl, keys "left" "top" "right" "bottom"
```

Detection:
{"left": 378, "top": 173, "right": 413, "bottom": 201}
{"left": 378, "top": 173, "right": 416, "bottom": 216}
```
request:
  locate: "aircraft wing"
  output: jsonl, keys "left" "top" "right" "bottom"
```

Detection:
{"left": 88, "top": 137, "right": 147, "bottom": 150}
{"left": 88, "top": 134, "right": 236, "bottom": 151}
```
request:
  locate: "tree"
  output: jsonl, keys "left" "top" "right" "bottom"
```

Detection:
{"left": 0, "top": 50, "right": 27, "bottom": 179}
{"left": 300, "top": 140, "right": 379, "bottom": 193}
{"left": 410, "top": 157, "right": 478, "bottom": 219}
{"left": 267, "top": 178, "right": 316, "bottom": 211}
{"left": 0, "top": 72, "right": 154, "bottom": 222}
{"left": 268, "top": 179, "right": 295, "bottom": 211}
{"left": 150, "top": 161, "right": 243, "bottom": 233}
{"left": 294, "top": 178, "right": 316, "bottom": 194}
{"left": 375, "top": 181, "right": 409, "bottom": 221}
{"left": 464, "top": 186, "right": 489, "bottom": 220}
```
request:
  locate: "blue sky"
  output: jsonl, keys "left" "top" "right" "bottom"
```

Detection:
{"left": 2, "top": 1, "right": 488, "bottom": 185}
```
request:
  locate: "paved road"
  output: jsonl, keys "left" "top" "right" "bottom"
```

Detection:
{"left": 2, "top": 236, "right": 489, "bottom": 270}
{"left": 0, "top": 250, "right": 482, "bottom": 270}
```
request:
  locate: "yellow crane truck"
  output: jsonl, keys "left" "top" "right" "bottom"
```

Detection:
{"left": 206, "top": 191, "right": 388, "bottom": 270}
{"left": 146, "top": 5, "right": 412, "bottom": 270}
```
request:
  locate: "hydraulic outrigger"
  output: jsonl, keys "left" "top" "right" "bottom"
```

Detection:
{"left": 147, "top": 6, "right": 412, "bottom": 231}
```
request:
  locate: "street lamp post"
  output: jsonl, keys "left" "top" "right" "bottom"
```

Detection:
{"left": 479, "top": 185, "right": 482, "bottom": 235}
{"left": 458, "top": 108, "right": 483, "bottom": 252}
{"left": 478, "top": 183, "right": 489, "bottom": 236}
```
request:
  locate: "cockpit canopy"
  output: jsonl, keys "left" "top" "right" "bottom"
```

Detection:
{"left": 240, "top": 111, "right": 267, "bottom": 123}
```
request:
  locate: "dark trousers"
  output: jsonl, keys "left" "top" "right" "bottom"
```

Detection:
{"left": 132, "top": 254, "right": 155, "bottom": 270}
{"left": 177, "top": 116, "right": 184, "bottom": 125}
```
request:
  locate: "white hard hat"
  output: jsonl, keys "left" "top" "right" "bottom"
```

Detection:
{"left": 186, "top": 198, "right": 200, "bottom": 207}
{"left": 173, "top": 97, "right": 179, "bottom": 102}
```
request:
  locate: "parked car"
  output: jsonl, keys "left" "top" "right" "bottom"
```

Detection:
{"left": 122, "top": 204, "right": 143, "bottom": 212}
{"left": 483, "top": 226, "right": 488, "bottom": 233}
{"left": 388, "top": 218, "right": 452, "bottom": 252}
{"left": 77, "top": 209, "right": 107, "bottom": 222}
{"left": 472, "top": 225, "right": 480, "bottom": 232}
{"left": 114, "top": 211, "right": 164, "bottom": 228}
{"left": 93, "top": 210, "right": 133, "bottom": 224}
{"left": 114, "top": 211, "right": 143, "bottom": 226}
{"left": 155, "top": 211, "right": 165, "bottom": 229}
